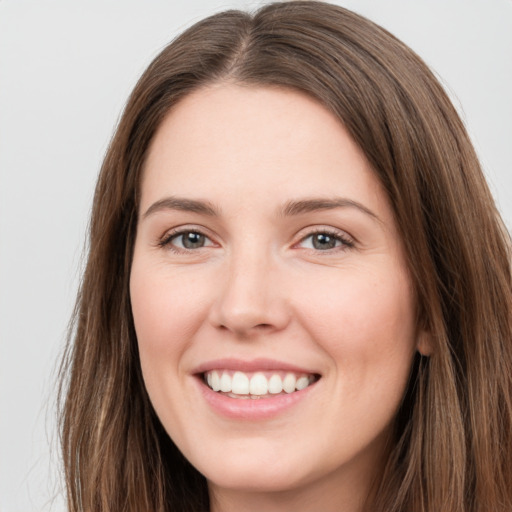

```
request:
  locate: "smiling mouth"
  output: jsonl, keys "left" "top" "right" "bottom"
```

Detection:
{"left": 202, "top": 370, "right": 320, "bottom": 399}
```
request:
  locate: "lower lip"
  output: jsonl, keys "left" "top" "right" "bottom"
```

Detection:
{"left": 195, "top": 377, "right": 318, "bottom": 421}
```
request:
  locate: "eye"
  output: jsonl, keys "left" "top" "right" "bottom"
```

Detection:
{"left": 160, "top": 229, "right": 214, "bottom": 251}
{"left": 298, "top": 230, "right": 354, "bottom": 251}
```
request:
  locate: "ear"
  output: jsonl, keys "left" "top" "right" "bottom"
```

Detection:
{"left": 416, "top": 329, "right": 433, "bottom": 356}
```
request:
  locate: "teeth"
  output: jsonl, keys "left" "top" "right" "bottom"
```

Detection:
{"left": 220, "top": 372, "right": 231, "bottom": 392}
{"left": 232, "top": 371, "right": 249, "bottom": 394}
{"left": 249, "top": 372, "right": 268, "bottom": 395}
{"left": 211, "top": 371, "right": 221, "bottom": 392}
{"left": 296, "top": 376, "right": 310, "bottom": 390}
{"left": 283, "top": 373, "right": 296, "bottom": 393}
{"left": 268, "top": 374, "right": 283, "bottom": 394}
{"left": 204, "top": 370, "right": 316, "bottom": 397}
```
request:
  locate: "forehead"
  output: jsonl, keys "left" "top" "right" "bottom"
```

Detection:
{"left": 141, "top": 83, "right": 391, "bottom": 223}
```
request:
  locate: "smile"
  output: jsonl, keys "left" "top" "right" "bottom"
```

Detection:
{"left": 193, "top": 359, "right": 321, "bottom": 419}
{"left": 203, "top": 370, "right": 318, "bottom": 398}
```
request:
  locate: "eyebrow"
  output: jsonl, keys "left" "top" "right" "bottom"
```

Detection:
{"left": 279, "top": 197, "right": 380, "bottom": 222}
{"left": 142, "top": 197, "right": 220, "bottom": 219}
{"left": 142, "top": 195, "right": 380, "bottom": 222}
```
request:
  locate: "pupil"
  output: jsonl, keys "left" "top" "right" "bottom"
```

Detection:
{"left": 313, "top": 233, "right": 335, "bottom": 250}
{"left": 183, "top": 232, "right": 204, "bottom": 249}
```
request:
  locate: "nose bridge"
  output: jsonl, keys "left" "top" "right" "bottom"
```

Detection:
{"left": 210, "top": 241, "right": 289, "bottom": 336}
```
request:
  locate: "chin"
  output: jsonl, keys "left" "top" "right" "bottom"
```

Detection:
{"left": 205, "top": 466, "right": 305, "bottom": 494}
{"left": 194, "top": 447, "right": 310, "bottom": 493}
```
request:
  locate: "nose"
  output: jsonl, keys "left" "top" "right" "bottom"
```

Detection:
{"left": 208, "top": 251, "right": 290, "bottom": 338}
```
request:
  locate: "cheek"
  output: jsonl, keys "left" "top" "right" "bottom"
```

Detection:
{"left": 129, "top": 261, "right": 210, "bottom": 434}
{"left": 295, "top": 267, "right": 417, "bottom": 386}
{"left": 130, "top": 262, "right": 210, "bottom": 359}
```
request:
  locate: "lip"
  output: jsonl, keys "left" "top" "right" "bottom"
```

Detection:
{"left": 195, "top": 377, "right": 318, "bottom": 420}
{"left": 192, "top": 357, "right": 318, "bottom": 374}
{"left": 191, "top": 358, "right": 320, "bottom": 421}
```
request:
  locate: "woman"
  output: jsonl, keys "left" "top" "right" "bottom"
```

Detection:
{"left": 59, "top": 1, "right": 512, "bottom": 511}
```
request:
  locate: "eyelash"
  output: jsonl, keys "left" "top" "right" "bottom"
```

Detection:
{"left": 298, "top": 228, "right": 355, "bottom": 252}
{"left": 157, "top": 228, "right": 214, "bottom": 254}
{"left": 158, "top": 227, "right": 355, "bottom": 254}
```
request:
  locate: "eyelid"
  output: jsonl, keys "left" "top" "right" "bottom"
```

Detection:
{"left": 157, "top": 225, "right": 218, "bottom": 251}
{"left": 155, "top": 224, "right": 355, "bottom": 254}
{"left": 293, "top": 226, "right": 355, "bottom": 251}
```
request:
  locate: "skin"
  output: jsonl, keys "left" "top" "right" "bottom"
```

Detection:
{"left": 130, "top": 84, "right": 429, "bottom": 512}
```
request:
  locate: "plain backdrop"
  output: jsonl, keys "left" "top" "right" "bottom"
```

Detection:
{"left": 0, "top": 1, "right": 511, "bottom": 510}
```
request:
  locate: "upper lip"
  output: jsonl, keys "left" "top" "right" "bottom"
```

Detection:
{"left": 192, "top": 358, "right": 320, "bottom": 375}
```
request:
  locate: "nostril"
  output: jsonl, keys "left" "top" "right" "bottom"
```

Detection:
{"left": 216, "top": 322, "right": 275, "bottom": 338}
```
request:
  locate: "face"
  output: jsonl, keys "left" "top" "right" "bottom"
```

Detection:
{"left": 130, "top": 84, "right": 423, "bottom": 504}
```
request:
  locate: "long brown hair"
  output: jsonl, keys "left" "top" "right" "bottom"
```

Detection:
{"left": 59, "top": 2, "right": 512, "bottom": 510}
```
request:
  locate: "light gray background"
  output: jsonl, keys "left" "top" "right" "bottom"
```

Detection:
{"left": 1, "top": 1, "right": 511, "bottom": 510}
